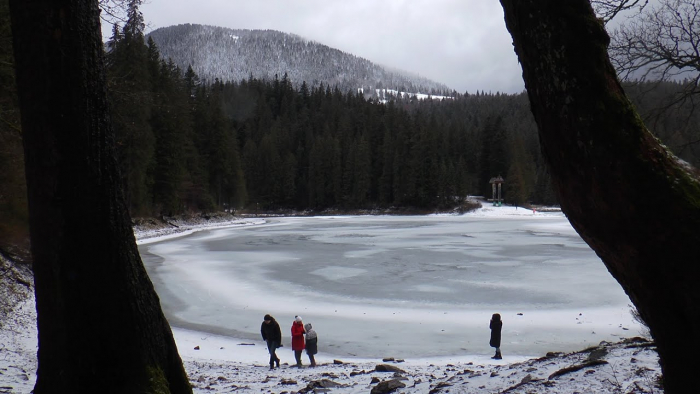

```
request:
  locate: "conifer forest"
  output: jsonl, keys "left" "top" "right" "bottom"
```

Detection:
{"left": 106, "top": 31, "right": 552, "bottom": 217}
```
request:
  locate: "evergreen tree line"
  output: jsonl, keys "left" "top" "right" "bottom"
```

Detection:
{"left": 106, "top": 14, "right": 554, "bottom": 215}
{"left": 104, "top": 6, "right": 700, "bottom": 216}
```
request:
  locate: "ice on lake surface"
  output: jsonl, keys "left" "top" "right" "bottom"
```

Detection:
{"left": 139, "top": 210, "right": 640, "bottom": 359}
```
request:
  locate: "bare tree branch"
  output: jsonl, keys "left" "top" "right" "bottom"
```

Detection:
{"left": 99, "top": 0, "right": 128, "bottom": 26}
{"left": 591, "top": 0, "right": 649, "bottom": 23}
{"left": 607, "top": 0, "right": 700, "bottom": 142}
{"left": 609, "top": 0, "right": 700, "bottom": 84}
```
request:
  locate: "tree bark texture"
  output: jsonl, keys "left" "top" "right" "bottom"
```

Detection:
{"left": 500, "top": 1, "right": 700, "bottom": 392}
{"left": 9, "top": 0, "right": 192, "bottom": 393}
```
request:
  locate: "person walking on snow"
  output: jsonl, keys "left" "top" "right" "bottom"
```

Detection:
{"left": 304, "top": 323, "right": 318, "bottom": 367}
{"left": 261, "top": 314, "right": 282, "bottom": 369}
{"left": 490, "top": 313, "right": 503, "bottom": 359}
{"left": 291, "top": 315, "right": 306, "bottom": 367}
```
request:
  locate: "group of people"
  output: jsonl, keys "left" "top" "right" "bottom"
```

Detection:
{"left": 261, "top": 312, "right": 503, "bottom": 369}
{"left": 260, "top": 314, "right": 317, "bottom": 369}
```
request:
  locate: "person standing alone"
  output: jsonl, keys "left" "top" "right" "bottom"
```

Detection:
{"left": 261, "top": 314, "right": 282, "bottom": 369}
{"left": 490, "top": 313, "right": 503, "bottom": 359}
{"left": 291, "top": 316, "right": 306, "bottom": 367}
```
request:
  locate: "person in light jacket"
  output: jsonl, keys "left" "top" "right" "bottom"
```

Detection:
{"left": 291, "top": 315, "right": 306, "bottom": 367}
{"left": 304, "top": 323, "right": 318, "bottom": 367}
{"left": 489, "top": 313, "right": 502, "bottom": 359}
{"left": 261, "top": 314, "right": 282, "bottom": 369}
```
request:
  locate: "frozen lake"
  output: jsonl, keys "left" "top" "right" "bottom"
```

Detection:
{"left": 140, "top": 207, "right": 640, "bottom": 359}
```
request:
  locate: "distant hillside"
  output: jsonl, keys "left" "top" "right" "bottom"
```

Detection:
{"left": 147, "top": 24, "right": 453, "bottom": 98}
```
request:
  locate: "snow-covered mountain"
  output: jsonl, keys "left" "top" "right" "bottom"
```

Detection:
{"left": 147, "top": 24, "right": 453, "bottom": 98}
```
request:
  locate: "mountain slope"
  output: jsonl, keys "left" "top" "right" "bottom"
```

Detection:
{"left": 147, "top": 24, "right": 452, "bottom": 97}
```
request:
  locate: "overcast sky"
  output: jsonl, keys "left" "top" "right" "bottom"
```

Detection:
{"left": 130, "top": 0, "right": 525, "bottom": 94}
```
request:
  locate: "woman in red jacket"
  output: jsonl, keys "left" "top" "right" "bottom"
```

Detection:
{"left": 291, "top": 315, "right": 306, "bottom": 367}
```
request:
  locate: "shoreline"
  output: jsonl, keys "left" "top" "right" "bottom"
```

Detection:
{"left": 135, "top": 208, "right": 639, "bottom": 361}
{"left": 1, "top": 206, "right": 663, "bottom": 393}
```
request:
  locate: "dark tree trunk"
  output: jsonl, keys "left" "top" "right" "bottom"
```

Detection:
{"left": 9, "top": 0, "right": 192, "bottom": 393}
{"left": 500, "top": 1, "right": 700, "bottom": 392}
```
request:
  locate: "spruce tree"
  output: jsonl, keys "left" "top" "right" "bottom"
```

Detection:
{"left": 150, "top": 58, "right": 188, "bottom": 216}
{"left": 105, "top": 0, "right": 154, "bottom": 216}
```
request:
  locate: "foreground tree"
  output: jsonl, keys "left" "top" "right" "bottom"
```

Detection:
{"left": 500, "top": 1, "right": 700, "bottom": 392}
{"left": 0, "top": 0, "right": 28, "bottom": 261}
{"left": 9, "top": 0, "right": 192, "bottom": 392}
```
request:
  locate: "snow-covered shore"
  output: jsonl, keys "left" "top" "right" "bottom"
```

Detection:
{"left": 132, "top": 212, "right": 267, "bottom": 245}
{"left": 0, "top": 205, "right": 663, "bottom": 393}
{"left": 174, "top": 329, "right": 661, "bottom": 393}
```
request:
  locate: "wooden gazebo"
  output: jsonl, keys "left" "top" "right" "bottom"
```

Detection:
{"left": 489, "top": 176, "right": 505, "bottom": 206}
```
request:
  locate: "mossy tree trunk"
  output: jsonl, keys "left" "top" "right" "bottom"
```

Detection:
{"left": 500, "top": 1, "right": 700, "bottom": 392}
{"left": 8, "top": 0, "right": 192, "bottom": 393}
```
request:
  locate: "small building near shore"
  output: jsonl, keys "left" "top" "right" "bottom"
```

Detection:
{"left": 489, "top": 176, "right": 505, "bottom": 206}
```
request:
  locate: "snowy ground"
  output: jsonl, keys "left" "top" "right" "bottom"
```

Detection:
{"left": 167, "top": 329, "right": 662, "bottom": 393}
{"left": 0, "top": 203, "right": 663, "bottom": 393}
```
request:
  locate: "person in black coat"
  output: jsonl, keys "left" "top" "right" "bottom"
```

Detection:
{"left": 489, "top": 313, "right": 502, "bottom": 359}
{"left": 261, "top": 314, "right": 282, "bottom": 369}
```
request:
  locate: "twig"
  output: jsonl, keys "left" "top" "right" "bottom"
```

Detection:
{"left": 500, "top": 374, "right": 543, "bottom": 393}
{"left": 548, "top": 360, "right": 609, "bottom": 380}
